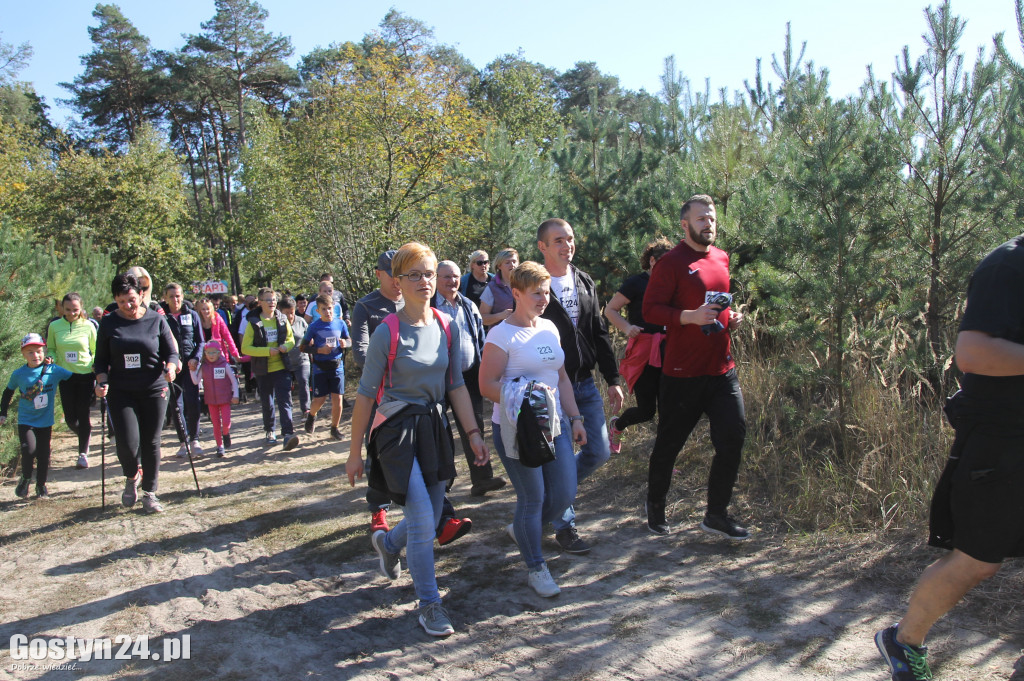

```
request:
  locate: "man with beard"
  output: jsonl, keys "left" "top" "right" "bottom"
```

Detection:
{"left": 642, "top": 194, "right": 748, "bottom": 539}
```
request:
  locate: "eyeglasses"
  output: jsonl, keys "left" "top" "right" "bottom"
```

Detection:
{"left": 261, "top": 298, "right": 277, "bottom": 304}
{"left": 397, "top": 270, "right": 436, "bottom": 282}
{"left": 475, "top": 260, "right": 489, "bottom": 266}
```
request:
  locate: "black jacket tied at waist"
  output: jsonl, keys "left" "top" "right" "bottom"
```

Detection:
{"left": 368, "top": 402, "right": 455, "bottom": 505}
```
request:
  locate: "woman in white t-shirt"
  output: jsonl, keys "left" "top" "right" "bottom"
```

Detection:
{"left": 479, "top": 261, "right": 587, "bottom": 598}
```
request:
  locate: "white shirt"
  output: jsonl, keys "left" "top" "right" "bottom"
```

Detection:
{"left": 550, "top": 273, "right": 579, "bottom": 327}
{"left": 485, "top": 318, "right": 565, "bottom": 423}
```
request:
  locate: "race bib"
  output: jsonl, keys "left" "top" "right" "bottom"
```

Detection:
{"left": 65, "top": 351, "right": 78, "bottom": 364}
{"left": 182, "top": 315, "right": 193, "bottom": 325}
{"left": 33, "top": 393, "right": 48, "bottom": 410}
{"left": 125, "top": 353, "right": 141, "bottom": 369}
{"left": 325, "top": 336, "right": 338, "bottom": 348}
{"left": 213, "top": 367, "right": 226, "bottom": 379}
{"left": 537, "top": 344, "right": 556, "bottom": 363}
{"left": 266, "top": 328, "right": 278, "bottom": 343}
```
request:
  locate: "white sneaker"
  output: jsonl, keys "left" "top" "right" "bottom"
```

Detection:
{"left": 528, "top": 565, "right": 561, "bottom": 597}
{"left": 176, "top": 443, "right": 188, "bottom": 458}
{"left": 76, "top": 453, "right": 89, "bottom": 469}
{"left": 189, "top": 440, "right": 203, "bottom": 457}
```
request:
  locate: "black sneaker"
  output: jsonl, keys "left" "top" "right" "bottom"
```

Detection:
{"left": 700, "top": 513, "right": 750, "bottom": 540}
{"left": 646, "top": 501, "right": 670, "bottom": 536}
{"left": 555, "top": 527, "right": 591, "bottom": 554}
{"left": 282, "top": 434, "right": 300, "bottom": 451}
{"left": 470, "top": 477, "right": 507, "bottom": 497}
{"left": 223, "top": 433, "right": 231, "bottom": 448}
{"left": 35, "top": 484, "right": 48, "bottom": 498}
{"left": 15, "top": 476, "right": 30, "bottom": 499}
{"left": 875, "top": 624, "right": 933, "bottom": 680}
{"left": 330, "top": 426, "right": 343, "bottom": 441}
{"left": 304, "top": 412, "right": 316, "bottom": 434}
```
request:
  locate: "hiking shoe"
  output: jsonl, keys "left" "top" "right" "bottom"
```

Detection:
{"left": 418, "top": 602, "right": 454, "bottom": 637}
{"left": 223, "top": 433, "right": 231, "bottom": 448}
{"left": 700, "top": 513, "right": 750, "bottom": 540}
{"left": 555, "top": 527, "right": 591, "bottom": 554}
{"left": 371, "top": 530, "right": 401, "bottom": 580}
{"left": 646, "top": 500, "right": 671, "bottom": 536}
{"left": 330, "top": 426, "right": 343, "bottom": 441}
{"left": 142, "top": 491, "right": 164, "bottom": 514}
{"left": 216, "top": 445, "right": 225, "bottom": 458}
{"left": 437, "top": 517, "right": 472, "bottom": 546}
{"left": 470, "top": 477, "right": 507, "bottom": 497}
{"left": 505, "top": 523, "right": 517, "bottom": 544}
{"left": 122, "top": 471, "right": 140, "bottom": 508}
{"left": 304, "top": 411, "right": 315, "bottom": 434}
{"left": 282, "top": 434, "right": 300, "bottom": 451}
{"left": 265, "top": 430, "right": 277, "bottom": 444}
{"left": 76, "top": 453, "right": 90, "bottom": 469}
{"left": 608, "top": 416, "right": 623, "bottom": 454}
{"left": 35, "top": 483, "right": 49, "bottom": 498}
{"left": 189, "top": 440, "right": 203, "bottom": 457}
{"left": 528, "top": 565, "right": 561, "bottom": 597}
{"left": 15, "top": 476, "right": 30, "bottom": 499}
{"left": 176, "top": 442, "right": 188, "bottom": 458}
{"left": 875, "top": 624, "right": 933, "bottom": 680}
{"left": 371, "top": 508, "right": 390, "bottom": 533}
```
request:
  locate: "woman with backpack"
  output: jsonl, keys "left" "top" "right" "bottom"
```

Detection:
{"left": 345, "top": 242, "right": 488, "bottom": 638}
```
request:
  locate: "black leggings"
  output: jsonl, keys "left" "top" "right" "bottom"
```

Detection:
{"left": 616, "top": 364, "right": 661, "bottom": 431}
{"left": 107, "top": 385, "right": 169, "bottom": 493}
{"left": 18, "top": 425, "right": 52, "bottom": 486}
{"left": 59, "top": 372, "right": 94, "bottom": 453}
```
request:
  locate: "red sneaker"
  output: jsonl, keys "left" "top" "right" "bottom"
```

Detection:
{"left": 608, "top": 416, "right": 623, "bottom": 454}
{"left": 436, "top": 517, "right": 472, "bottom": 546}
{"left": 371, "top": 508, "right": 389, "bottom": 533}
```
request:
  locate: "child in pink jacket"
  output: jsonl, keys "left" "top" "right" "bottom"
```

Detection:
{"left": 190, "top": 340, "right": 239, "bottom": 457}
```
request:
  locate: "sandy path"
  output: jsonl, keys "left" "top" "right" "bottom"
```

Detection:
{"left": 0, "top": 399, "right": 1021, "bottom": 680}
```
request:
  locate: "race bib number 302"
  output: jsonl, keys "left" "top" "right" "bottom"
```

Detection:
{"left": 125, "top": 353, "right": 142, "bottom": 369}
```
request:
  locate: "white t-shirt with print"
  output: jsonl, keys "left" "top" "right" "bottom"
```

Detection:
{"left": 550, "top": 272, "right": 579, "bottom": 327}
{"left": 485, "top": 318, "right": 565, "bottom": 423}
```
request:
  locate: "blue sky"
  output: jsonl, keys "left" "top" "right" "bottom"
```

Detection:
{"left": 4, "top": 0, "right": 1020, "bottom": 125}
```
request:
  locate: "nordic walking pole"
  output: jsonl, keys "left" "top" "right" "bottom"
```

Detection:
{"left": 169, "top": 382, "right": 201, "bottom": 495}
{"left": 100, "top": 396, "right": 107, "bottom": 509}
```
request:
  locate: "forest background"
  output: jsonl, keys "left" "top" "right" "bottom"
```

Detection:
{"left": 3, "top": 0, "right": 1024, "bottom": 536}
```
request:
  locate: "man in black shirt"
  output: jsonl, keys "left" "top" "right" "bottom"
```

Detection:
{"left": 875, "top": 236, "right": 1024, "bottom": 681}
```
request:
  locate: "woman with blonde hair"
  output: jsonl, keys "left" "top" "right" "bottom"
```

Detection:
{"left": 479, "top": 261, "right": 587, "bottom": 597}
{"left": 479, "top": 248, "right": 519, "bottom": 327}
{"left": 347, "top": 241, "right": 488, "bottom": 637}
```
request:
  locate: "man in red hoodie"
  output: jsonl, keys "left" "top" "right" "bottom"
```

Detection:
{"left": 642, "top": 194, "right": 748, "bottom": 539}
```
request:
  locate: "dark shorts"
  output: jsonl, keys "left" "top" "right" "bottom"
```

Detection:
{"left": 947, "top": 424, "right": 1024, "bottom": 563}
{"left": 312, "top": 371, "right": 343, "bottom": 397}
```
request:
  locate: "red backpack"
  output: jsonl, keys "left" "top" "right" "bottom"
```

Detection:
{"left": 375, "top": 308, "right": 453, "bottom": 404}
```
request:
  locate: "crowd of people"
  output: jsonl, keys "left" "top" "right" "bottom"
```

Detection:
{"left": 3, "top": 196, "right": 1019, "bottom": 681}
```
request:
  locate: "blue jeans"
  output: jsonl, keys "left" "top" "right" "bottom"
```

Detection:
{"left": 256, "top": 370, "right": 294, "bottom": 436}
{"left": 553, "top": 377, "right": 611, "bottom": 532}
{"left": 381, "top": 458, "right": 446, "bottom": 605}
{"left": 493, "top": 420, "right": 577, "bottom": 569}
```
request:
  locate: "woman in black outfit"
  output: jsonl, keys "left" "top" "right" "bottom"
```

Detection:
{"left": 95, "top": 273, "right": 180, "bottom": 514}
{"left": 604, "top": 238, "right": 674, "bottom": 453}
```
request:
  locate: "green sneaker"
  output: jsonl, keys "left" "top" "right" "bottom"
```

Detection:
{"left": 875, "top": 625, "right": 933, "bottom": 680}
